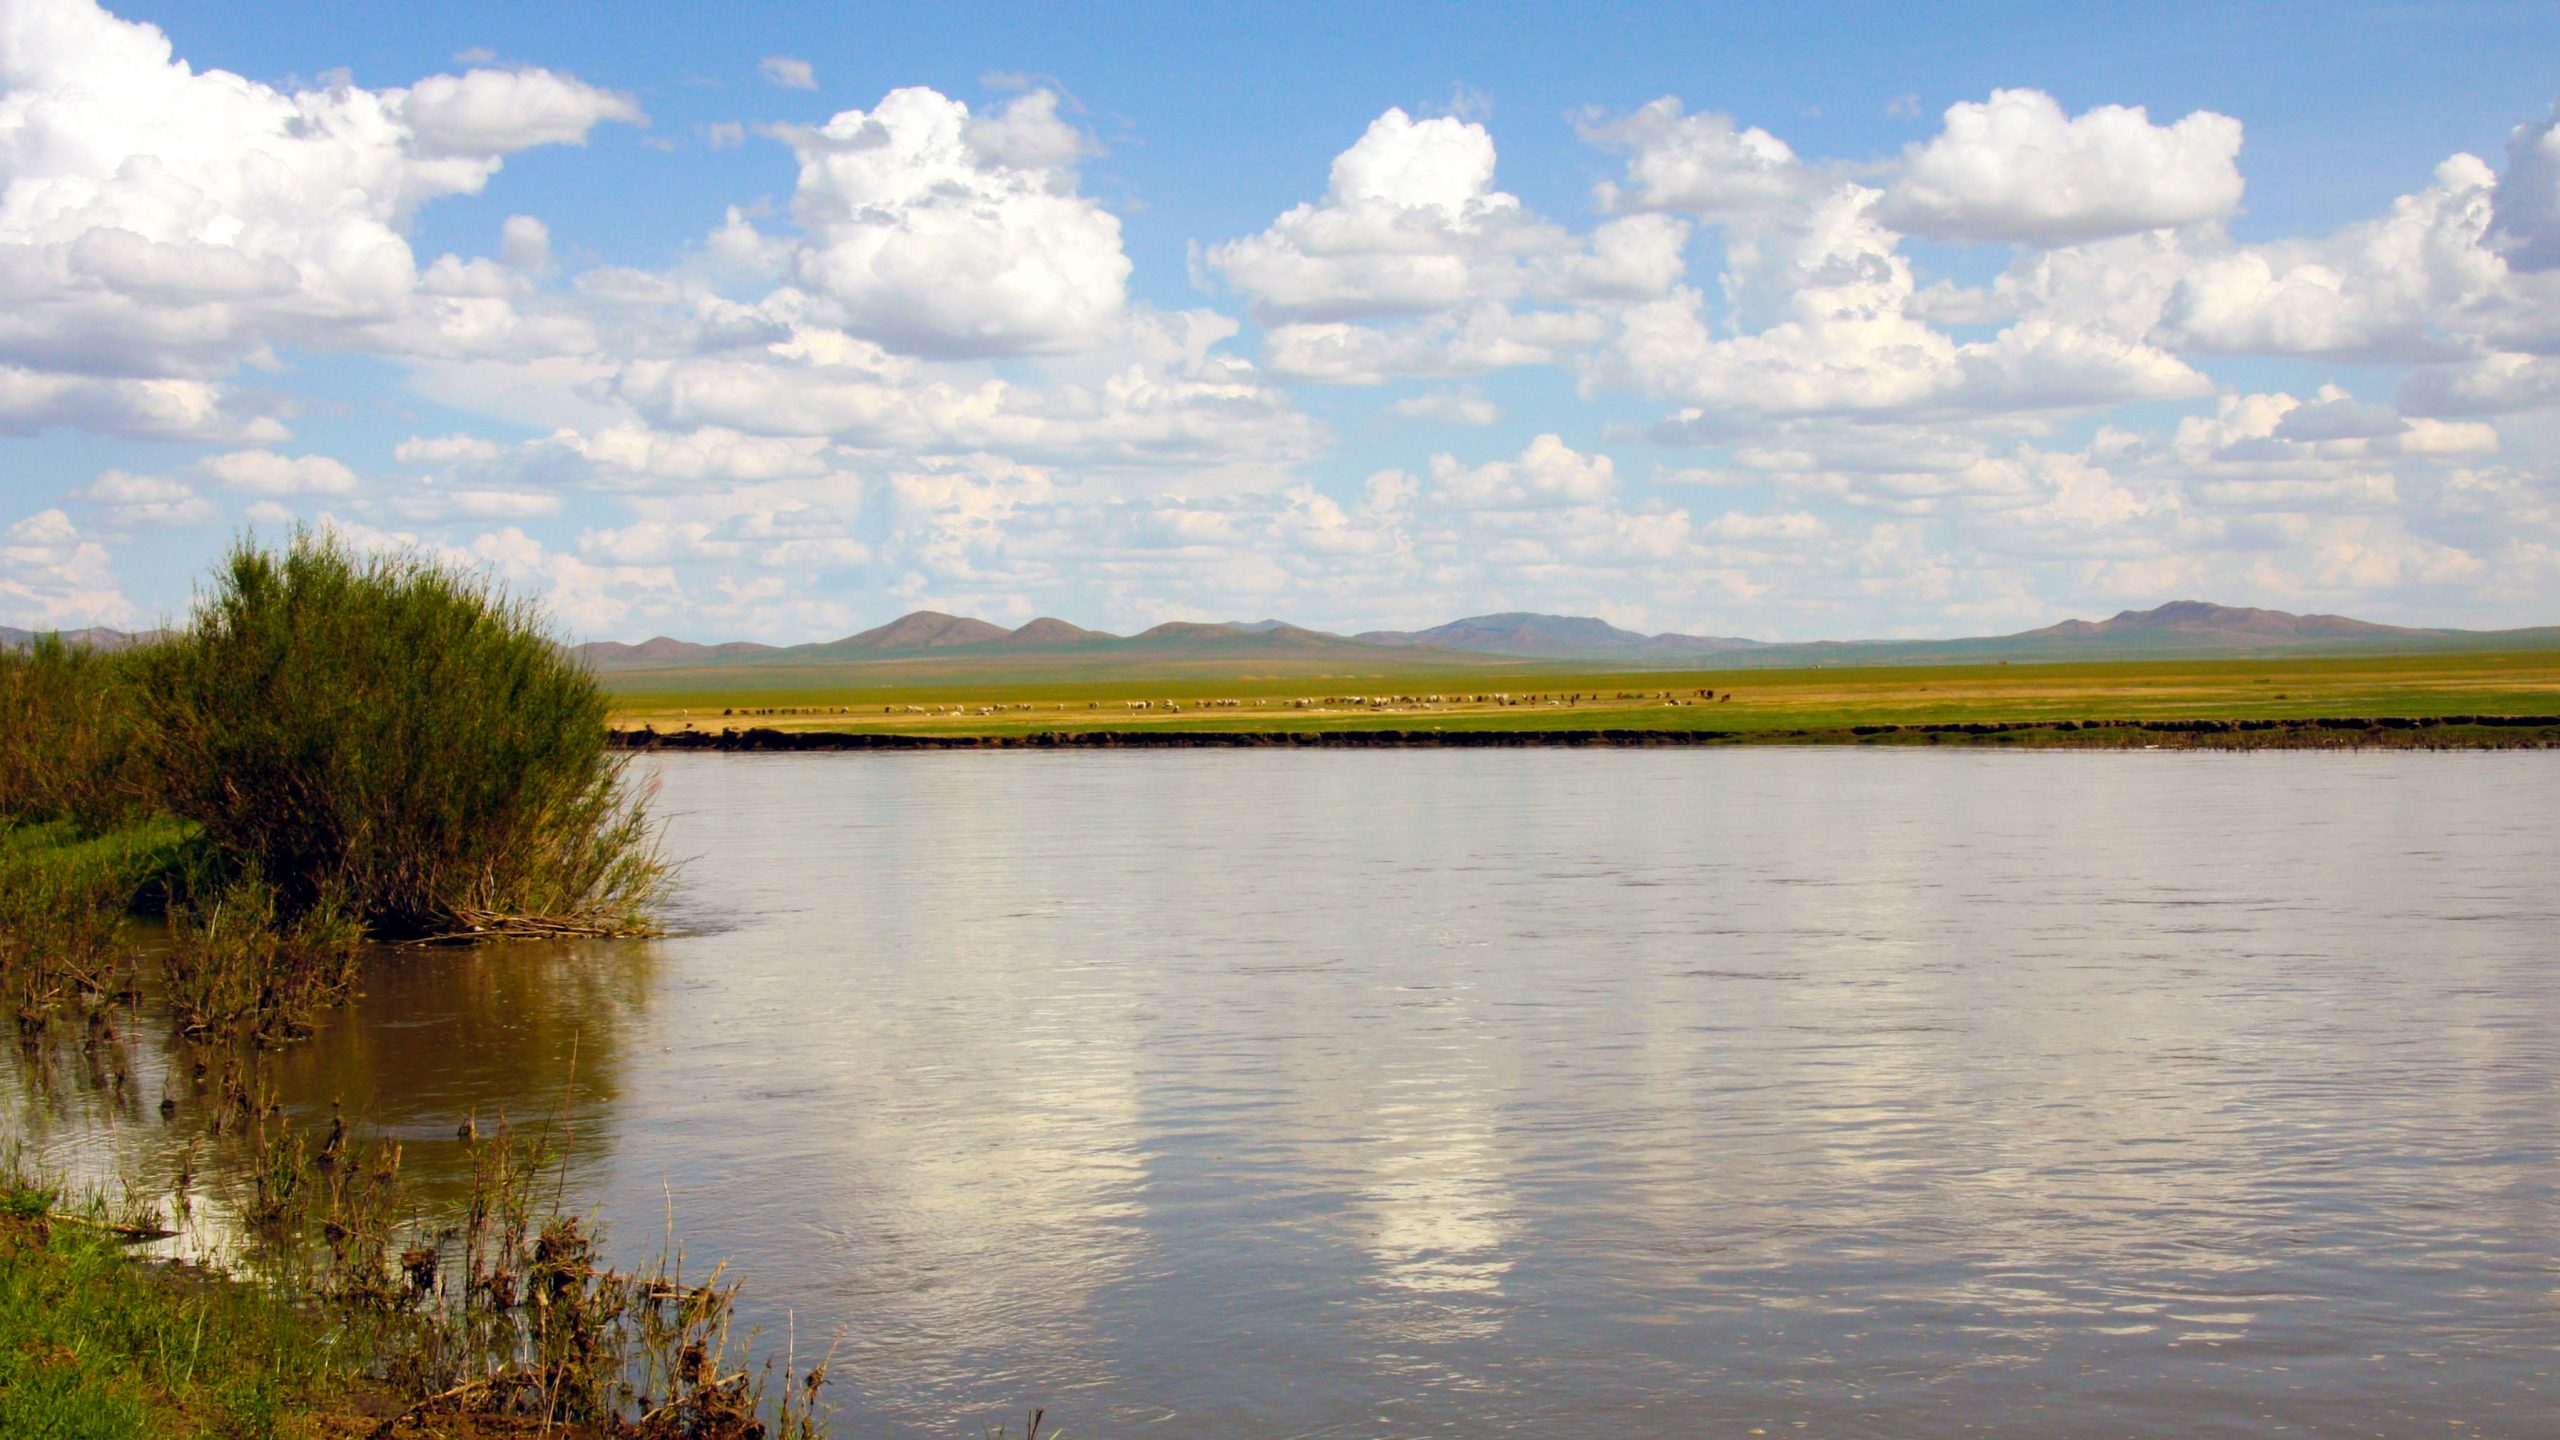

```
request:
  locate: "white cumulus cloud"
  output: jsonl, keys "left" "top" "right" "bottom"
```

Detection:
{"left": 2490, "top": 107, "right": 2560, "bottom": 270}
{"left": 0, "top": 367, "right": 280, "bottom": 440}
{"left": 1430, "top": 434, "right": 1616, "bottom": 509}
{"left": 1207, "top": 108, "right": 1684, "bottom": 382}
{"left": 1582, "top": 98, "right": 1805, "bottom": 222}
{"left": 782, "top": 87, "right": 1128, "bottom": 357}
{"left": 1881, "top": 89, "right": 2245, "bottom": 245}
{"left": 0, "top": 0, "right": 638, "bottom": 437}
{"left": 1207, "top": 107, "right": 1565, "bottom": 323}
{"left": 1, "top": 508, "right": 130, "bottom": 626}
{"left": 1599, "top": 184, "right": 2205, "bottom": 423}
{"left": 78, "top": 469, "right": 216, "bottom": 527}
{"left": 2159, "top": 155, "right": 2502, "bottom": 360}
{"left": 397, "top": 66, "right": 641, "bottom": 156}
{"left": 199, "top": 450, "right": 363, "bottom": 496}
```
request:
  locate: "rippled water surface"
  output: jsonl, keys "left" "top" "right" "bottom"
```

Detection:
{"left": 26, "top": 750, "right": 2560, "bottom": 1437}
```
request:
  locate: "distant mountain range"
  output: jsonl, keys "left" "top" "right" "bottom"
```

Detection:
{"left": 562, "top": 600, "right": 2560, "bottom": 672}
{"left": 1354, "top": 611, "right": 1765, "bottom": 660}
{"left": 1781, "top": 600, "right": 2560, "bottom": 665}
{"left": 14, "top": 602, "right": 2560, "bottom": 672}
{"left": 0, "top": 625, "right": 168, "bottom": 652}
{"left": 2019, "top": 600, "right": 2411, "bottom": 644}
{"left": 571, "top": 612, "right": 1411, "bottom": 668}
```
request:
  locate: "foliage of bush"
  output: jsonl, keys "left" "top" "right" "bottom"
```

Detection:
{"left": 138, "top": 533, "right": 662, "bottom": 939}
{"left": 0, "top": 637, "right": 155, "bottom": 830}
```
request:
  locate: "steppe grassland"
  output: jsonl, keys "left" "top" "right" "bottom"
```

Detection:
{"left": 604, "top": 651, "right": 2560, "bottom": 737}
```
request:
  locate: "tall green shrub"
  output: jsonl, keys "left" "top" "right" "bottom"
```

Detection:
{"left": 0, "top": 637, "right": 154, "bottom": 829}
{"left": 138, "top": 533, "right": 661, "bottom": 938}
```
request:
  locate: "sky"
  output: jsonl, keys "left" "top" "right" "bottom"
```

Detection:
{"left": 5, "top": 0, "right": 2560, "bottom": 642}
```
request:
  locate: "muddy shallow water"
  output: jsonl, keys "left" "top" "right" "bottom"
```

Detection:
{"left": 20, "top": 749, "right": 2560, "bottom": 1438}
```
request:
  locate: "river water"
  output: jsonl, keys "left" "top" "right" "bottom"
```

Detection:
{"left": 18, "top": 750, "right": 2560, "bottom": 1437}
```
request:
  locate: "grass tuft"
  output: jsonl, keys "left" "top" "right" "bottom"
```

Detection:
{"left": 0, "top": 820, "right": 199, "bottom": 1031}
{"left": 164, "top": 871, "right": 362, "bottom": 1043}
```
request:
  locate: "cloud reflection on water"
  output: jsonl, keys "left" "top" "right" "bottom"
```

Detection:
{"left": 19, "top": 750, "right": 2560, "bottom": 1440}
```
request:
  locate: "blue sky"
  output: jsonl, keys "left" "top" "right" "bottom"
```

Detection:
{"left": 6, "top": 0, "right": 2560, "bottom": 640}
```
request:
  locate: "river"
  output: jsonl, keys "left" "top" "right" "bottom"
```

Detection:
{"left": 18, "top": 750, "right": 2560, "bottom": 1437}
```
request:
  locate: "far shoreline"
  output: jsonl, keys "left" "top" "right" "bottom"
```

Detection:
{"left": 612, "top": 714, "right": 2560, "bottom": 753}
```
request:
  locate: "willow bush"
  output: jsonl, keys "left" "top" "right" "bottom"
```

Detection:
{"left": 0, "top": 636, "right": 155, "bottom": 830}
{"left": 138, "top": 533, "right": 662, "bottom": 940}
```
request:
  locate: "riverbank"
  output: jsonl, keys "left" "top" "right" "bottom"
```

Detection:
{"left": 0, "top": 1089, "right": 824, "bottom": 1440}
{"left": 614, "top": 713, "right": 2560, "bottom": 752}
{"left": 0, "top": 1176, "right": 397, "bottom": 1439}
{"left": 603, "top": 651, "right": 2560, "bottom": 746}
{"left": 0, "top": 1202, "right": 722, "bottom": 1439}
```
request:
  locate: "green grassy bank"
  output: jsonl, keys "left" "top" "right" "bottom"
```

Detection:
{"left": 0, "top": 1177, "right": 370, "bottom": 1440}
{"left": 604, "top": 650, "right": 2560, "bottom": 744}
{"left": 0, "top": 1123, "right": 836, "bottom": 1440}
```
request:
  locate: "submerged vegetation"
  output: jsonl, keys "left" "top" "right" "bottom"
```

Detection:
{"left": 162, "top": 871, "right": 363, "bottom": 1044}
